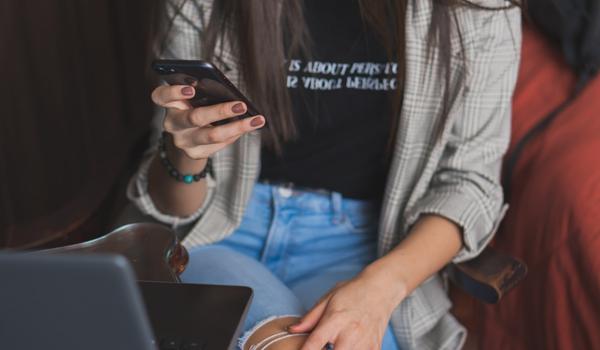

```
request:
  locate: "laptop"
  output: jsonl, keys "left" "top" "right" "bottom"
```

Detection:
{"left": 0, "top": 252, "right": 252, "bottom": 350}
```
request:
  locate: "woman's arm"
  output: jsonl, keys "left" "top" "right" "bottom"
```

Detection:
{"left": 147, "top": 135, "right": 210, "bottom": 217}
{"left": 364, "top": 214, "right": 462, "bottom": 301}
{"left": 146, "top": 86, "right": 264, "bottom": 218}
{"left": 290, "top": 215, "right": 461, "bottom": 349}
{"left": 127, "top": 0, "right": 215, "bottom": 222}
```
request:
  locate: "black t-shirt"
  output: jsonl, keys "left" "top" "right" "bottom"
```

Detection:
{"left": 259, "top": 0, "right": 398, "bottom": 200}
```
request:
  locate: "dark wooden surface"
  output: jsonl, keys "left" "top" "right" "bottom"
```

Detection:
{"left": 0, "top": 0, "right": 161, "bottom": 248}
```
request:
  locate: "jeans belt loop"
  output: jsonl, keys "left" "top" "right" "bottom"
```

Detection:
{"left": 331, "top": 192, "right": 343, "bottom": 225}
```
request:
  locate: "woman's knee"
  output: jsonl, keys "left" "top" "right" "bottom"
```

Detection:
{"left": 181, "top": 245, "right": 305, "bottom": 332}
{"left": 240, "top": 316, "right": 307, "bottom": 350}
{"left": 182, "top": 245, "right": 260, "bottom": 285}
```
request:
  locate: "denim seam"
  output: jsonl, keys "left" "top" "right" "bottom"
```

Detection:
{"left": 279, "top": 216, "right": 295, "bottom": 283}
{"left": 331, "top": 192, "right": 344, "bottom": 224}
{"left": 260, "top": 186, "right": 280, "bottom": 265}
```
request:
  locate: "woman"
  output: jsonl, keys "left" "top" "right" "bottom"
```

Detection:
{"left": 128, "top": 0, "right": 521, "bottom": 349}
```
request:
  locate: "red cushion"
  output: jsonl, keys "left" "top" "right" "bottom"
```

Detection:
{"left": 467, "top": 23, "right": 600, "bottom": 349}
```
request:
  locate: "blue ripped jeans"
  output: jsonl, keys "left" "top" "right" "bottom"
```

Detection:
{"left": 181, "top": 183, "right": 400, "bottom": 350}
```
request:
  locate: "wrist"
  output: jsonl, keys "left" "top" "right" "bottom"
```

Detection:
{"left": 361, "top": 260, "right": 409, "bottom": 312}
{"left": 164, "top": 133, "right": 208, "bottom": 174}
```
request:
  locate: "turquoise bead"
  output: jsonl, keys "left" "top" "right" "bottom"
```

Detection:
{"left": 183, "top": 175, "right": 194, "bottom": 184}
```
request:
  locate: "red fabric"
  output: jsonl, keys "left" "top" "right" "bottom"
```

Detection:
{"left": 460, "top": 24, "right": 600, "bottom": 349}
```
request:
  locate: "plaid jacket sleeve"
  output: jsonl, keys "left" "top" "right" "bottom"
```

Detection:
{"left": 404, "top": 5, "right": 521, "bottom": 263}
{"left": 126, "top": 0, "right": 215, "bottom": 227}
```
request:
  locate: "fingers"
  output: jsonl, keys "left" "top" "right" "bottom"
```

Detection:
{"left": 164, "top": 101, "right": 253, "bottom": 132}
{"left": 302, "top": 321, "right": 379, "bottom": 350}
{"left": 188, "top": 100, "right": 249, "bottom": 126}
{"left": 189, "top": 116, "right": 265, "bottom": 145}
{"left": 299, "top": 316, "right": 339, "bottom": 350}
{"left": 289, "top": 295, "right": 331, "bottom": 334}
{"left": 176, "top": 136, "right": 239, "bottom": 160}
{"left": 333, "top": 329, "right": 379, "bottom": 350}
{"left": 163, "top": 102, "right": 264, "bottom": 161}
{"left": 152, "top": 85, "right": 195, "bottom": 110}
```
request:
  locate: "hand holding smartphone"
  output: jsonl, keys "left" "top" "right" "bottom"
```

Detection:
{"left": 152, "top": 60, "right": 263, "bottom": 126}
{"left": 150, "top": 59, "right": 266, "bottom": 162}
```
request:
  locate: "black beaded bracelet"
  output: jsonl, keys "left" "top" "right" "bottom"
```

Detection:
{"left": 158, "top": 132, "right": 211, "bottom": 184}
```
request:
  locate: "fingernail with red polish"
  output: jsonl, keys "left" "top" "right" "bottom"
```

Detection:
{"left": 182, "top": 86, "right": 194, "bottom": 96}
{"left": 232, "top": 102, "right": 245, "bottom": 113}
{"left": 250, "top": 116, "right": 264, "bottom": 127}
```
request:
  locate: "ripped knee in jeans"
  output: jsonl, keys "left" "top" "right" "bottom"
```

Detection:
{"left": 239, "top": 315, "right": 309, "bottom": 350}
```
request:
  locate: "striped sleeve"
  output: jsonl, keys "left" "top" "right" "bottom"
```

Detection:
{"left": 126, "top": 0, "right": 215, "bottom": 227}
{"left": 405, "top": 6, "right": 521, "bottom": 263}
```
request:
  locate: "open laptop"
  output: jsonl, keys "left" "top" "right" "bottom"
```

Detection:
{"left": 0, "top": 252, "right": 252, "bottom": 350}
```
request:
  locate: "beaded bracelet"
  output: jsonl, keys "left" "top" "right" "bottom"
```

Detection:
{"left": 158, "top": 132, "right": 212, "bottom": 184}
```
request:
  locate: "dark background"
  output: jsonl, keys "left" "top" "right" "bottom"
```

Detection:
{"left": 0, "top": 0, "right": 161, "bottom": 248}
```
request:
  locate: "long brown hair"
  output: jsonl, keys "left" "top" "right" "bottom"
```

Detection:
{"left": 178, "top": 0, "right": 520, "bottom": 152}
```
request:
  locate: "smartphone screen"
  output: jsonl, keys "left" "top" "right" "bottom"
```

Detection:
{"left": 152, "top": 60, "right": 261, "bottom": 126}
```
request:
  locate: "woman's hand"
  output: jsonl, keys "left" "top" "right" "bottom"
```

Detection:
{"left": 151, "top": 84, "right": 265, "bottom": 161}
{"left": 288, "top": 215, "right": 462, "bottom": 349}
{"left": 289, "top": 266, "right": 408, "bottom": 350}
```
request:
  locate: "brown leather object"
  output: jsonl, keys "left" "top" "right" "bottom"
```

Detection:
{"left": 42, "top": 223, "right": 188, "bottom": 283}
{"left": 447, "top": 247, "right": 527, "bottom": 304}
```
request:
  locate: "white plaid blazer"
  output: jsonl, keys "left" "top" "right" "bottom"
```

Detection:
{"left": 128, "top": 0, "right": 521, "bottom": 348}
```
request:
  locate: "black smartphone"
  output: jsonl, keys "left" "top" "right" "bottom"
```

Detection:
{"left": 152, "top": 59, "right": 261, "bottom": 126}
